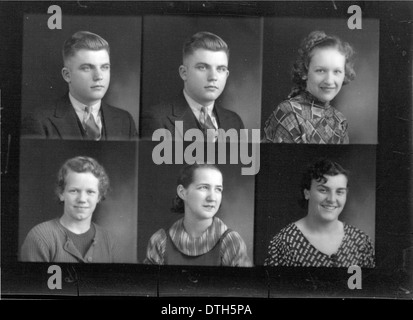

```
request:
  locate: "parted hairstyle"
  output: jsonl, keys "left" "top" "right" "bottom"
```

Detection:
{"left": 62, "top": 31, "right": 110, "bottom": 64}
{"left": 290, "top": 30, "right": 356, "bottom": 97}
{"left": 56, "top": 156, "right": 110, "bottom": 201}
{"left": 299, "top": 158, "right": 349, "bottom": 209}
{"left": 182, "top": 31, "right": 230, "bottom": 61}
{"left": 172, "top": 163, "right": 223, "bottom": 214}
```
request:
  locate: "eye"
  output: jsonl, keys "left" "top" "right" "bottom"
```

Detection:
{"left": 317, "top": 188, "right": 327, "bottom": 193}
{"left": 102, "top": 65, "right": 110, "bottom": 71}
{"left": 87, "top": 190, "right": 96, "bottom": 195}
{"left": 81, "top": 66, "right": 91, "bottom": 71}
{"left": 316, "top": 69, "right": 325, "bottom": 73}
{"left": 197, "top": 65, "right": 206, "bottom": 71}
{"left": 337, "top": 190, "right": 346, "bottom": 196}
{"left": 334, "top": 69, "right": 343, "bottom": 74}
{"left": 68, "top": 189, "right": 77, "bottom": 194}
{"left": 216, "top": 187, "right": 223, "bottom": 193}
{"left": 217, "top": 66, "right": 228, "bottom": 73}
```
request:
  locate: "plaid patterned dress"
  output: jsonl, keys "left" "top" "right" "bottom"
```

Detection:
{"left": 264, "top": 223, "right": 375, "bottom": 268}
{"left": 262, "top": 91, "right": 349, "bottom": 144}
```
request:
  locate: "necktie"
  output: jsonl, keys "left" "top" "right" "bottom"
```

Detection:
{"left": 199, "top": 106, "right": 217, "bottom": 141}
{"left": 84, "top": 106, "right": 101, "bottom": 140}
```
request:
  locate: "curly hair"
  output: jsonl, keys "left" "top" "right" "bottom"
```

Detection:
{"left": 171, "top": 163, "right": 223, "bottom": 214}
{"left": 299, "top": 158, "right": 349, "bottom": 209}
{"left": 56, "top": 156, "right": 110, "bottom": 201}
{"left": 290, "top": 30, "right": 356, "bottom": 97}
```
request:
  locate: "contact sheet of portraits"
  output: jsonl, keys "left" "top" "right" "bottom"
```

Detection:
{"left": 1, "top": 0, "right": 412, "bottom": 306}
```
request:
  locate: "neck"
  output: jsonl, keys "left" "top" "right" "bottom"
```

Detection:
{"left": 303, "top": 215, "right": 341, "bottom": 234}
{"left": 69, "top": 91, "right": 100, "bottom": 107}
{"left": 183, "top": 88, "right": 213, "bottom": 108}
{"left": 59, "top": 215, "right": 91, "bottom": 235}
{"left": 183, "top": 214, "right": 213, "bottom": 238}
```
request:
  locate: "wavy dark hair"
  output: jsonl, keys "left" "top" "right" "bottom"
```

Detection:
{"left": 172, "top": 163, "right": 223, "bottom": 214}
{"left": 56, "top": 156, "right": 110, "bottom": 202}
{"left": 290, "top": 30, "right": 356, "bottom": 97}
{"left": 299, "top": 158, "right": 349, "bottom": 209}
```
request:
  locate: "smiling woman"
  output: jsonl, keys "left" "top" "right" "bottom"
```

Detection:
{"left": 262, "top": 30, "right": 356, "bottom": 144}
{"left": 144, "top": 163, "right": 252, "bottom": 267}
{"left": 264, "top": 158, "right": 375, "bottom": 268}
{"left": 20, "top": 156, "right": 119, "bottom": 263}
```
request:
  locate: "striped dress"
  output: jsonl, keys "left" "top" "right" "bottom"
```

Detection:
{"left": 144, "top": 217, "right": 252, "bottom": 267}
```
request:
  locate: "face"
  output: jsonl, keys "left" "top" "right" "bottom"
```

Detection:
{"left": 59, "top": 170, "right": 100, "bottom": 223}
{"left": 62, "top": 49, "right": 110, "bottom": 106}
{"left": 178, "top": 168, "right": 223, "bottom": 222}
{"left": 179, "top": 49, "right": 229, "bottom": 106}
{"left": 305, "top": 47, "right": 346, "bottom": 103}
{"left": 304, "top": 174, "right": 348, "bottom": 223}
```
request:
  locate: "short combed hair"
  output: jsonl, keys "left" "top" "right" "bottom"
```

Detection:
{"left": 172, "top": 163, "right": 223, "bottom": 214}
{"left": 182, "top": 31, "right": 229, "bottom": 61}
{"left": 290, "top": 30, "right": 356, "bottom": 97}
{"left": 56, "top": 156, "right": 110, "bottom": 201}
{"left": 62, "top": 31, "right": 110, "bottom": 64}
{"left": 299, "top": 158, "right": 349, "bottom": 208}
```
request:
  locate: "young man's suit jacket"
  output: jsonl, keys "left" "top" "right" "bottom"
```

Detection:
{"left": 140, "top": 92, "right": 244, "bottom": 139}
{"left": 22, "top": 94, "right": 137, "bottom": 140}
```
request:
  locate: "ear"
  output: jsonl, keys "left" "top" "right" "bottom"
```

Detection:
{"left": 303, "top": 189, "right": 310, "bottom": 200}
{"left": 177, "top": 185, "right": 186, "bottom": 200}
{"left": 302, "top": 74, "right": 307, "bottom": 80}
{"left": 179, "top": 65, "right": 187, "bottom": 81}
{"left": 61, "top": 67, "right": 71, "bottom": 84}
{"left": 58, "top": 193, "right": 65, "bottom": 202}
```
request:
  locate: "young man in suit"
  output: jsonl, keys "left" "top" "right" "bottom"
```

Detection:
{"left": 22, "top": 31, "right": 137, "bottom": 140}
{"left": 141, "top": 31, "right": 244, "bottom": 141}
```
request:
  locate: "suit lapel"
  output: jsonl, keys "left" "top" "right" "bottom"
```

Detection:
{"left": 101, "top": 102, "right": 122, "bottom": 138}
{"left": 167, "top": 93, "right": 199, "bottom": 139}
{"left": 52, "top": 95, "right": 84, "bottom": 139}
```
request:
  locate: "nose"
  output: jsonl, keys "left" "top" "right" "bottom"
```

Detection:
{"left": 207, "top": 190, "right": 217, "bottom": 202}
{"left": 326, "top": 191, "right": 336, "bottom": 203}
{"left": 93, "top": 69, "right": 103, "bottom": 81}
{"left": 324, "top": 72, "right": 334, "bottom": 85}
{"left": 207, "top": 68, "right": 218, "bottom": 81}
{"left": 77, "top": 191, "right": 87, "bottom": 203}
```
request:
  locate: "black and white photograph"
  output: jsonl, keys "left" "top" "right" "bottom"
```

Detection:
{"left": 1, "top": 0, "right": 412, "bottom": 311}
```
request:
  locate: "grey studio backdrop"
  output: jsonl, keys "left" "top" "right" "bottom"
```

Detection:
{"left": 137, "top": 143, "right": 256, "bottom": 264}
{"left": 140, "top": 15, "right": 264, "bottom": 133}
{"left": 254, "top": 144, "right": 376, "bottom": 265}
{"left": 18, "top": 140, "right": 138, "bottom": 263}
{"left": 21, "top": 14, "right": 141, "bottom": 133}
{"left": 261, "top": 18, "right": 379, "bottom": 144}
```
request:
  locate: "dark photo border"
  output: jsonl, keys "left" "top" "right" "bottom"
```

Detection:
{"left": 1, "top": 1, "right": 412, "bottom": 302}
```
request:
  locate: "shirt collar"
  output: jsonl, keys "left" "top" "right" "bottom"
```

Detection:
{"left": 169, "top": 216, "right": 227, "bottom": 256}
{"left": 69, "top": 93, "right": 102, "bottom": 116}
{"left": 302, "top": 90, "right": 331, "bottom": 108}
{"left": 183, "top": 89, "right": 215, "bottom": 116}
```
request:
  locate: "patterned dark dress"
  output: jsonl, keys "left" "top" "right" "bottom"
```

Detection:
{"left": 262, "top": 91, "right": 349, "bottom": 144}
{"left": 264, "top": 223, "right": 375, "bottom": 267}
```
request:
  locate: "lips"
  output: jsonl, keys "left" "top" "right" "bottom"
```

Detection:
{"left": 91, "top": 85, "right": 105, "bottom": 89}
{"left": 205, "top": 86, "right": 218, "bottom": 90}
{"left": 321, "top": 204, "right": 338, "bottom": 210}
{"left": 203, "top": 204, "right": 215, "bottom": 210}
